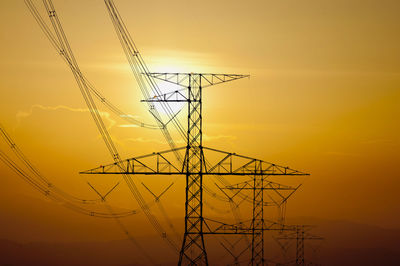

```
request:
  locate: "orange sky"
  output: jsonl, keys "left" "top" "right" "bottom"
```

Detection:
{"left": 0, "top": 0, "right": 399, "bottom": 248}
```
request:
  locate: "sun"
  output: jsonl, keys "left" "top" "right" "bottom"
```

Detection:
{"left": 150, "top": 81, "right": 185, "bottom": 118}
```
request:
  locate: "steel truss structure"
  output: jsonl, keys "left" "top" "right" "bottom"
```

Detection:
{"left": 221, "top": 179, "right": 301, "bottom": 265}
{"left": 82, "top": 73, "right": 308, "bottom": 265}
{"left": 276, "top": 225, "right": 323, "bottom": 266}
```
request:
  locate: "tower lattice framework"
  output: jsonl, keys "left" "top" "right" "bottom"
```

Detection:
{"left": 82, "top": 73, "right": 309, "bottom": 265}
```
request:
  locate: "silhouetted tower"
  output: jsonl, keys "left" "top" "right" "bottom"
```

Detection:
{"left": 223, "top": 179, "right": 300, "bottom": 265}
{"left": 146, "top": 73, "right": 248, "bottom": 265}
{"left": 81, "top": 72, "right": 309, "bottom": 265}
{"left": 252, "top": 174, "right": 265, "bottom": 265}
{"left": 83, "top": 73, "right": 249, "bottom": 265}
{"left": 296, "top": 226, "right": 305, "bottom": 265}
{"left": 277, "top": 225, "right": 323, "bottom": 266}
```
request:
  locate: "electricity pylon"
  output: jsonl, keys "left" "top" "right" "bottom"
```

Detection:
{"left": 81, "top": 72, "right": 309, "bottom": 265}
{"left": 276, "top": 225, "right": 323, "bottom": 266}
{"left": 222, "top": 179, "right": 300, "bottom": 265}
{"left": 146, "top": 73, "right": 248, "bottom": 265}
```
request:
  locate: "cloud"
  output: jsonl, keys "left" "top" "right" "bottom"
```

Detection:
{"left": 203, "top": 134, "right": 237, "bottom": 142}
{"left": 16, "top": 104, "right": 116, "bottom": 129}
{"left": 122, "top": 137, "right": 167, "bottom": 145}
{"left": 118, "top": 124, "right": 139, "bottom": 128}
{"left": 16, "top": 106, "right": 238, "bottom": 147}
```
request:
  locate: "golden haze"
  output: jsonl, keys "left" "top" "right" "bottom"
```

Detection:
{"left": 0, "top": 0, "right": 399, "bottom": 251}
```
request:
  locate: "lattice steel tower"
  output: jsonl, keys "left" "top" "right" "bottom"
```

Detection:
{"left": 277, "top": 225, "right": 323, "bottom": 266}
{"left": 82, "top": 72, "right": 309, "bottom": 265}
{"left": 145, "top": 73, "right": 249, "bottom": 265}
{"left": 82, "top": 73, "right": 253, "bottom": 264}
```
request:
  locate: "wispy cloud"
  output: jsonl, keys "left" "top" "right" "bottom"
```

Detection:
{"left": 118, "top": 124, "right": 140, "bottom": 128}
{"left": 203, "top": 134, "right": 237, "bottom": 142}
{"left": 16, "top": 105, "right": 238, "bottom": 146}
{"left": 122, "top": 137, "right": 167, "bottom": 145}
{"left": 16, "top": 104, "right": 116, "bottom": 129}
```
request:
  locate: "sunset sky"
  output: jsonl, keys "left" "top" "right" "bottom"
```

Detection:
{"left": 0, "top": 0, "right": 399, "bottom": 261}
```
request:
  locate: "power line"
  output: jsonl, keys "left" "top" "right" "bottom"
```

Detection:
{"left": 21, "top": 1, "right": 317, "bottom": 265}
{"left": 25, "top": 0, "right": 182, "bottom": 253}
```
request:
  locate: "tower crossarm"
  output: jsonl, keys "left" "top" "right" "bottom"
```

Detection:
{"left": 276, "top": 225, "right": 324, "bottom": 241}
{"left": 223, "top": 180, "right": 299, "bottom": 190}
{"left": 203, "top": 147, "right": 309, "bottom": 176}
{"left": 221, "top": 179, "right": 301, "bottom": 207}
{"left": 277, "top": 234, "right": 324, "bottom": 241}
{"left": 202, "top": 218, "right": 296, "bottom": 235}
{"left": 80, "top": 147, "right": 186, "bottom": 175}
{"left": 80, "top": 146, "right": 308, "bottom": 176}
{"left": 141, "top": 73, "right": 249, "bottom": 104}
{"left": 146, "top": 73, "right": 249, "bottom": 88}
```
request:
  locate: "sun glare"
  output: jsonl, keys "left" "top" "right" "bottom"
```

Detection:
{"left": 151, "top": 81, "right": 185, "bottom": 116}
{"left": 144, "top": 50, "right": 218, "bottom": 122}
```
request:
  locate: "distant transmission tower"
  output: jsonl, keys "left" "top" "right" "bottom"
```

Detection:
{"left": 222, "top": 179, "right": 300, "bottom": 265}
{"left": 276, "top": 225, "right": 323, "bottom": 266}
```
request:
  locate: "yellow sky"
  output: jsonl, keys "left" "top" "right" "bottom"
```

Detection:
{"left": 0, "top": 0, "right": 399, "bottom": 244}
